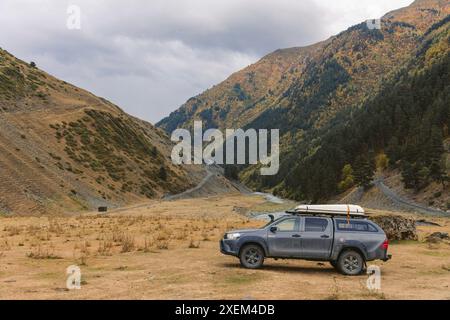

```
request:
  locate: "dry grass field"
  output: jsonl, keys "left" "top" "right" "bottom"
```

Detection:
{"left": 0, "top": 194, "right": 449, "bottom": 300}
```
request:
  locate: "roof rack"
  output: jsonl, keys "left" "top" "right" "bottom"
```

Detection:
{"left": 286, "top": 204, "right": 366, "bottom": 218}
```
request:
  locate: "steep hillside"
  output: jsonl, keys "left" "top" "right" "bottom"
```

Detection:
{"left": 157, "top": 43, "right": 324, "bottom": 131}
{"left": 249, "top": 14, "right": 450, "bottom": 203}
{"left": 0, "top": 49, "right": 196, "bottom": 215}
{"left": 157, "top": 0, "right": 450, "bottom": 205}
{"left": 159, "top": 0, "right": 449, "bottom": 133}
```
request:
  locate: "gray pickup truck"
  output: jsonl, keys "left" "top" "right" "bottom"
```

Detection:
{"left": 220, "top": 213, "right": 391, "bottom": 275}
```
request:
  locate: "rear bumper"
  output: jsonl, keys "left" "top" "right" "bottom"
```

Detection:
{"left": 382, "top": 254, "right": 392, "bottom": 262}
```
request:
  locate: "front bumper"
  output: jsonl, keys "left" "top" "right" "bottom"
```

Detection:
{"left": 220, "top": 239, "right": 239, "bottom": 256}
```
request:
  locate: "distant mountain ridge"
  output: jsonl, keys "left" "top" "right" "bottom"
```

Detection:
{"left": 158, "top": 1, "right": 449, "bottom": 133}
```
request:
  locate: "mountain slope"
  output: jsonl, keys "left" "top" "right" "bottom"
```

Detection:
{"left": 273, "top": 24, "right": 449, "bottom": 202}
{"left": 0, "top": 49, "right": 196, "bottom": 215}
{"left": 157, "top": 0, "right": 450, "bottom": 204}
{"left": 158, "top": 0, "right": 449, "bottom": 134}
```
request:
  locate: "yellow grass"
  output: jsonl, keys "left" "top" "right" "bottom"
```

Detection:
{"left": 0, "top": 194, "right": 449, "bottom": 300}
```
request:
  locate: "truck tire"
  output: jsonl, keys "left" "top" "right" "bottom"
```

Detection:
{"left": 239, "top": 244, "right": 264, "bottom": 269}
{"left": 337, "top": 250, "right": 364, "bottom": 275}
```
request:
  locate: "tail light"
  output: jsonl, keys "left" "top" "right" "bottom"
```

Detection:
{"left": 381, "top": 238, "right": 389, "bottom": 250}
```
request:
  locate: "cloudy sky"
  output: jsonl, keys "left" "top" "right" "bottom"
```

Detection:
{"left": 0, "top": 0, "right": 413, "bottom": 123}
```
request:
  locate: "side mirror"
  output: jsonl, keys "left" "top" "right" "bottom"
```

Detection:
{"left": 270, "top": 226, "right": 278, "bottom": 233}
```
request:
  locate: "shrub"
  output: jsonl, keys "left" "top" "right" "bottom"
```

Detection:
{"left": 158, "top": 166, "right": 167, "bottom": 181}
{"left": 188, "top": 239, "right": 200, "bottom": 249}
{"left": 120, "top": 234, "right": 135, "bottom": 253}
{"left": 375, "top": 153, "right": 389, "bottom": 170}
{"left": 156, "top": 240, "right": 169, "bottom": 250}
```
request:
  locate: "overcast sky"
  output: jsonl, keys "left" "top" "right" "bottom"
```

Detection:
{"left": 0, "top": 0, "right": 413, "bottom": 123}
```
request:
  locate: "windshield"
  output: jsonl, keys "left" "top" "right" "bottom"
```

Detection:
{"left": 260, "top": 215, "right": 288, "bottom": 229}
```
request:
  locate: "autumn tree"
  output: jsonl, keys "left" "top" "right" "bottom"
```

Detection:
{"left": 338, "top": 164, "right": 355, "bottom": 192}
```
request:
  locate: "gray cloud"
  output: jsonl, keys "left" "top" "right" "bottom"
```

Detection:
{"left": 0, "top": 0, "right": 413, "bottom": 123}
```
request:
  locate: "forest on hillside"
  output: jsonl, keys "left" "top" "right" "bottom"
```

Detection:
{"left": 242, "top": 23, "right": 450, "bottom": 202}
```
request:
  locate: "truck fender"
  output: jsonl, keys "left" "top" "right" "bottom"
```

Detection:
{"left": 237, "top": 236, "right": 269, "bottom": 256}
{"left": 332, "top": 240, "right": 368, "bottom": 261}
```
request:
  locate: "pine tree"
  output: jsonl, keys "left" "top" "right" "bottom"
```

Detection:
{"left": 353, "top": 155, "right": 374, "bottom": 190}
{"left": 386, "top": 136, "right": 400, "bottom": 166}
{"left": 401, "top": 161, "right": 416, "bottom": 189}
{"left": 416, "top": 165, "right": 431, "bottom": 190}
{"left": 428, "top": 126, "right": 445, "bottom": 183}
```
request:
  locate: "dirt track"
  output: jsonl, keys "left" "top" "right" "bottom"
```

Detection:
{"left": 374, "top": 178, "right": 447, "bottom": 216}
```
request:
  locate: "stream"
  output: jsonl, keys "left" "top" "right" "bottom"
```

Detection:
{"left": 252, "top": 192, "right": 285, "bottom": 204}
{"left": 250, "top": 192, "right": 292, "bottom": 221}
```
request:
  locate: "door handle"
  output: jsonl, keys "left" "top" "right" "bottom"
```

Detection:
{"left": 292, "top": 234, "right": 301, "bottom": 238}
{"left": 321, "top": 235, "right": 330, "bottom": 238}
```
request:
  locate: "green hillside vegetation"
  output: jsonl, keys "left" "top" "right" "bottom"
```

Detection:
{"left": 244, "top": 21, "right": 450, "bottom": 201}
{"left": 49, "top": 109, "right": 179, "bottom": 199}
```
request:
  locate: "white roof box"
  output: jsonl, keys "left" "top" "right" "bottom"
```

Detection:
{"left": 293, "top": 204, "right": 365, "bottom": 216}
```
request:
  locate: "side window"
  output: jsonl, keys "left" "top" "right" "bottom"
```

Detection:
{"left": 305, "top": 218, "right": 328, "bottom": 232}
{"left": 275, "top": 218, "right": 297, "bottom": 232}
{"left": 336, "top": 220, "right": 378, "bottom": 232}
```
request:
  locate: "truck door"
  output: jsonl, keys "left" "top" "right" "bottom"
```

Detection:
{"left": 300, "top": 217, "right": 333, "bottom": 259}
{"left": 267, "top": 217, "right": 302, "bottom": 257}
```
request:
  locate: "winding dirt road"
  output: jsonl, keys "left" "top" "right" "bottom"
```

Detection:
{"left": 374, "top": 178, "right": 447, "bottom": 216}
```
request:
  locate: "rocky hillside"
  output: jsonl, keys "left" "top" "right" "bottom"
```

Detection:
{"left": 0, "top": 49, "right": 196, "bottom": 215}
{"left": 158, "top": 0, "right": 450, "bottom": 205}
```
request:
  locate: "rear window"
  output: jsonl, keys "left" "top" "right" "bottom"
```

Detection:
{"left": 305, "top": 218, "right": 328, "bottom": 232}
{"left": 336, "top": 219, "right": 378, "bottom": 232}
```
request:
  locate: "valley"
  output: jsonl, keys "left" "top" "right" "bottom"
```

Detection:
{"left": 1, "top": 0, "right": 450, "bottom": 304}
{"left": 1, "top": 0, "right": 449, "bottom": 216}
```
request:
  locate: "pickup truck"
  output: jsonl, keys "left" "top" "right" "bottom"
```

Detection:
{"left": 220, "top": 212, "right": 391, "bottom": 275}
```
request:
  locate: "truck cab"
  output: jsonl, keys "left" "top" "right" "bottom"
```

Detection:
{"left": 265, "top": 215, "right": 332, "bottom": 259}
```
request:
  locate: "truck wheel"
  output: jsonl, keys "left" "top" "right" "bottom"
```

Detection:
{"left": 337, "top": 250, "right": 364, "bottom": 275}
{"left": 239, "top": 244, "right": 264, "bottom": 269}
